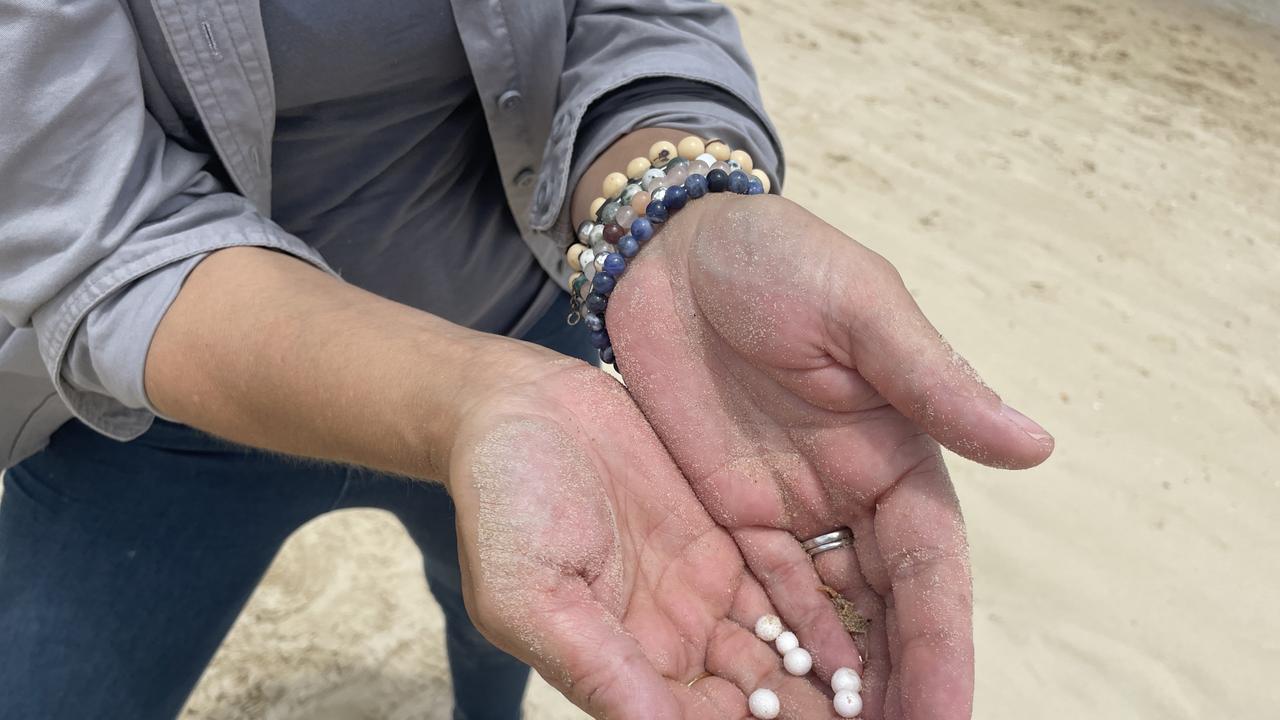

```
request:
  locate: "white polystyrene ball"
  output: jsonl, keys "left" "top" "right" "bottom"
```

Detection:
{"left": 833, "top": 689, "right": 863, "bottom": 718}
{"left": 783, "top": 647, "right": 813, "bottom": 676}
{"left": 748, "top": 688, "right": 781, "bottom": 719}
{"left": 754, "top": 614, "right": 784, "bottom": 642}
{"left": 775, "top": 631, "right": 799, "bottom": 654}
{"left": 831, "top": 666, "right": 862, "bottom": 694}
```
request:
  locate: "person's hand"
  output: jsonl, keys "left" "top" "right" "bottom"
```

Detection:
{"left": 445, "top": 356, "right": 843, "bottom": 719}
{"left": 604, "top": 194, "right": 1056, "bottom": 720}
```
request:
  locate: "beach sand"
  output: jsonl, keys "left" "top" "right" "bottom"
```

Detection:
{"left": 180, "top": 0, "right": 1280, "bottom": 717}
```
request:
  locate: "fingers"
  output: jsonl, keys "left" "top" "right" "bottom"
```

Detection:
{"left": 811, "top": 521, "right": 891, "bottom": 719}
{"left": 868, "top": 453, "right": 975, "bottom": 720}
{"left": 824, "top": 249, "right": 1054, "bottom": 470}
{"left": 732, "top": 526, "right": 863, "bottom": 681}
{"left": 705, "top": 616, "right": 835, "bottom": 719}
{"left": 524, "top": 585, "right": 686, "bottom": 720}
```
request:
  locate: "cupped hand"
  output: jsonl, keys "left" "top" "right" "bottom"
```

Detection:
{"left": 446, "top": 357, "right": 839, "bottom": 719}
{"left": 604, "top": 194, "right": 1055, "bottom": 720}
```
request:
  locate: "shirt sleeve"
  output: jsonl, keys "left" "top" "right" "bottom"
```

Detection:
{"left": 528, "top": 0, "right": 783, "bottom": 241}
{"left": 0, "top": 1, "right": 334, "bottom": 441}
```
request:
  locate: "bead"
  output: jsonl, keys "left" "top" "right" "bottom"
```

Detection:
{"left": 783, "top": 647, "right": 812, "bottom": 676}
{"left": 711, "top": 160, "right": 732, "bottom": 175}
{"left": 614, "top": 205, "right": 636, "bottom": 229}
{"left": 748, "top": 688, "right": 780, "bottom": 720}
{"left": 569, "top": 272, "right": 587, "bottom": 298}
{"left": 630, "top": 217, "right": 653, "bottom": 242}
{"left": 754, "top": 615, "right": 783, "bottom": 642}
{"left": 664, "top": 156, "right": 689, "bottom": 171}
{"left": 677, "top": 135, "right": 705, "bottom": 159}
{"left": 645, "top": 199, "right": 669, "bottom": 223}
{"left": 641, "top": 168, "right": 666, "bottom": 191}
{"left": 751, "top": 169, "right": 772, "bottom": 194}
{"left": 648, "top": 140, "right": 677, "bottom": 165}
{"left": 602, "top": 253, "right": 626, "bottom": 275}
{"left": 577, "top": 220, "right": 594, "bottom": 243}
{"left": 618, "top": 235, "right": 639, "bottom": 258}
{"left": 706, "top": 168, "right": 730, "bottom": 193}
{"left": 599, "top": 199, "right": 621, "bottom": 224}
{"left": 706, "top": 140, "right": 731, "bottom": 162}
{"left": 599, "top": 346, "right": 615, "bottom": 365}
{"left": 774, "top": 631, "right": 799, "bottom": 654}
{"left": 693, "top": 152, "right": 717, "bottom": 168}
{"left": 747, "top": 177, "right": 765, "bottom": 195}
{"left": 603, "top": 223, "right": 625, "bottom": 245}
{"left": 589, "top": 197, "right": 606, "bottom": 218}
{"left": 664, "top": 184, "right": 689, "bottom": 210}
{"left": 593, "top": 251, "right": 608, "bottom": 272}
{"left": 566, "top": 243, "right": 588, "bottom": 271}
{"left": 620, "top": 183, "right": 642, "bottom": 205}
{"left": 651, "top": 186, "right": 667, "bottom": 203}
{"left": 665, "top": 164, "right": 688, "bottom": 187}
{"left": 589, "top": 329, "right": 611, "bottom": 349}
{"left": 592, "top": 272, "right": 616, "bottom": 295}
{"left": 686, "top": 173, "right": 708, "bottom": 198}
{"left": 630, "top": 190, "right": 651, "bottom": 214}
{"left": 727, "top": 160, "right": 742, "bottom": 173}
{"left": 728, "top": 169, "right": 751, "bottom": 194}
{"left": 579, "top": 248, "right": 596, "bottom": 273}
{"left": 831, "top": 667, "right": 862, "bottom": 694}
{"left": 625, "top": 156, "right": 651, "bottom": 180}
{"left": 576, "top": 271, "right": 593, "bottom": 298}
{"left": 583, "top": 312, "right": 604, "bottom": 332}
{"left": 585, "top": 292, "right": 607, "bottom": 313}
{"left": 730, "top": 149, "right": 754, "bottom": 172}
{"left": 589, "top": 224, "right": 605, "bottom": 246}
{"left": 602, "top": 172, "right": 628, "bottom": 199}
{"left": 833, "top": 690, "right": 863, "bottom": 718}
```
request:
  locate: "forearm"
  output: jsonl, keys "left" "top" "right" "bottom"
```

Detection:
{"left": 143, "top": 247, "right": 547, "bottom": 481}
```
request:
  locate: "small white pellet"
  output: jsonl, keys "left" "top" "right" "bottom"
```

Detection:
{"left": 754, "top": 614, "right": 783, "bottom": 642}
{"left": 831, "top": 666, "right": 862, "bottom": 694}
{"left": 833, "top": 689, "right": 863, "bottom": 718}
{"left": 774, "top": 631, "right": 799, "bottom": 655}
{"left": 783, "top": 647, "right": 813, "bottom": 676}
{"left": 748, "top": 688, "right": 780, "bottom": 719}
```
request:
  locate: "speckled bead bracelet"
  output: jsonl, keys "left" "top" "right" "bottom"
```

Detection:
{"left": 566, "top": 136, "right": 770, "bottom": 366}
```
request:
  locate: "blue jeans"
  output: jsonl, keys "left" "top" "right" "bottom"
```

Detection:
{"left": 0, "top": 295, "right": 590, "bottom": 720}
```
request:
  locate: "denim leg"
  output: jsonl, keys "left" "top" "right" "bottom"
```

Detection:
{"left": 346, "top": 476, "right": 531, "bottom": 720}
{"left": 0, "top": 420, "right": 345, "bottom": 720}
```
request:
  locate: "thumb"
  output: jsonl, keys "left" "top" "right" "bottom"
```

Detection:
{"left": 519, "top": 587, "right": 683, "bottom": 720}
{"left": 829, "top": 253, "right": 1054, "bottom": 469}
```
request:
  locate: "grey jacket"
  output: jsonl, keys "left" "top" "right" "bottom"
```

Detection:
{"left": 0, "top": 0, "right": 782, "bottom": 469}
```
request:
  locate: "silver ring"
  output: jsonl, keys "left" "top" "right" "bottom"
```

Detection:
{"left": 806, "top": 537, "right": 853, "bottom": 557}
{"left": 800, "top": 528, "right": 853, "bottom": 551}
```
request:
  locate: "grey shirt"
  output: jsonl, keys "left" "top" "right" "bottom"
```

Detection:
{"left": 262, "top": 0, "right": 546, "bottom": 334}
{"left": 0, "top": 0, "right": 784, "bottom": 469}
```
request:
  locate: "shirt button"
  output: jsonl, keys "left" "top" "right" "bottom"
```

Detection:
{"left": 514, "top": 168, "right": 536, "bottom": 189}
{"left": 499, "top": 90, "right": 523, "bottom": 112}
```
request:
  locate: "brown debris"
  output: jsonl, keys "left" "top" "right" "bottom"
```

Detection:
{"left": 820, "top": 585, "right": 871, "bottom": 635}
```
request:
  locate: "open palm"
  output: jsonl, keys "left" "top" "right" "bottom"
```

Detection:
{"left": 447, "top": 362, "right": 842, "bottom": 719}
{"left": 605, "top": 195, "right": 1055, "bottom": 720}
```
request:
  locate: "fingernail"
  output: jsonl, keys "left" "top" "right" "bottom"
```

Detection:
{"left": 1000, "top": 403, "right": 1054, "bottom": 445}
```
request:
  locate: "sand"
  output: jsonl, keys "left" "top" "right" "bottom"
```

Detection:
{"left": 176, "top": 0, "right": 1280, "bottom": 717}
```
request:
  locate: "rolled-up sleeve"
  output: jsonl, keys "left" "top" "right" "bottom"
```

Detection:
{"left": 530, "top": 0, "right": 783, "bottom": 239}
{"left": 0, "top": 1, "right": 332, "bottom": 440}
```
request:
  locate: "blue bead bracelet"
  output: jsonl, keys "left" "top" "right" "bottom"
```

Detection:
{"left": 566, "top": 140, "right": 770, "bottom": 367}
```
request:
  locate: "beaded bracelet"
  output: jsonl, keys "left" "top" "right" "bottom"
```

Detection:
{"left": 565, "top": 135, "right": 773, "bottom": 366}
